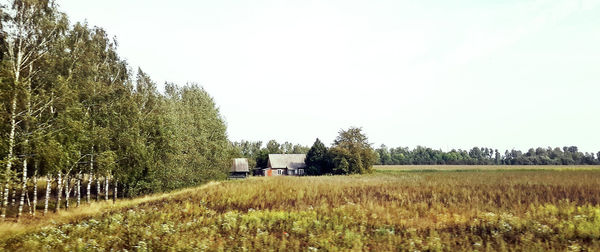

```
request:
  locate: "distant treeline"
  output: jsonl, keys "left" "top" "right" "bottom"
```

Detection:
{"left": 375, "top": 146, "right": 600, "bottom": 165}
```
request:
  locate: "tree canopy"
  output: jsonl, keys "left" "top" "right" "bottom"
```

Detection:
{"left": 0, "top": 0, "right": 235, "bottom": 220}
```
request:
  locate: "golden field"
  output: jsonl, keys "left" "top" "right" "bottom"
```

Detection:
{"left": 1, "top": 166, "right": 600, "bottom": 251}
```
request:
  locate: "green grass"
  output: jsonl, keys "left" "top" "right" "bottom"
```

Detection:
{"left": 2, "top": 167, "right": 600, "bottom": 251}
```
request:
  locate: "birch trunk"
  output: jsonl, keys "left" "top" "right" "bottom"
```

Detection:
{"left": 87, "top": 148, "right": 93, "bottom": 204}
{"left": 32, "top": 168, "right": 38, "bottom": 216}
{"left": 11, "top": 187, "right": 16, "bottom": 206}
{"left": 113, "top": 179, "right": 117, "bottom": 204}
{"left": 105, "top": 176, "right": 109, "bottom": 201}
{"left": 64, "top": 175, "right": 70, "bottom": 209}
{"left": 26, "top": 189, "right": 31, "bottom": 215}
{"left": 18, "top": 63, "right": 33, "bottom": 221}
{"left": 55, "top": 173, "right": 62, "bottom": 212}
{"left": 17, "top": 154, "right": 28, "bottom": 220}
{"left": 1, "top": 86, "right": 19, "bottom": 220}
{"left": 43, "top": 175, "right": 51, "bottom": 215}
{"left": 76, "top": 173, "right": 81, "bottom": 207}
{"left": 96, "top": 177, "right": 100, "bottom": 201}
{"left": 86, "top": 172, "right": 92, "bottom": 204}
{"left": 1, "top": 182, "right": 9, "bottom": 220}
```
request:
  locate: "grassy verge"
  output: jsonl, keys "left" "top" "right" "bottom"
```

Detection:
{"left": 0, "top": 182, "right": 221, "bottom": 239}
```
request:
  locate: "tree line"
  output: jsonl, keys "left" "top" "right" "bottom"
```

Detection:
{"left": 235, "top": 127, "right": 378, "bottom": 175}
{"left": 375, "top": 145, "right": 600, "bottom": 165}
{"left": 0, "top": 0, "right": 234, "bottom": 221}
{"left": 233, "top": 140, "right": 310, "bottom": 170}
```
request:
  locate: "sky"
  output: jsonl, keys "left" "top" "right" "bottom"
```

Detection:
{"left": 58, "top": 0, "right": 600, "bottom": 153}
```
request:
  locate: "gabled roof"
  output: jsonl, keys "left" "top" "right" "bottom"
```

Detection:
{"left": 231, "top": 158, "right": 249, "bottom": 172}
{"left": 268, "top": 154, "right": 306, "bottom": 169}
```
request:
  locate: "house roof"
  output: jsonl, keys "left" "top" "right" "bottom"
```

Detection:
{"left": 268, "top": 154, "right": 306, "bottom": 169}
{"left": 231, "top": 158, "right": 249, "bottom": 172}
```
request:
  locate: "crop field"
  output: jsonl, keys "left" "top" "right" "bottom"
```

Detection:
{"left": 2, "top": 166, "right": 600, "bottom": 251}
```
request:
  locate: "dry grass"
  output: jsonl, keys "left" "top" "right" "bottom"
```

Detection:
{"left": 1, "top": 168, "right": 600, "bottom": 250}
{"left": 0, "top": 182, "right": 221, "bottom": 238}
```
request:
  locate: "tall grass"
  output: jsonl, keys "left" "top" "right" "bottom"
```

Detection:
{"left": 2, "top": 168, "right": 600, "bottom": 251}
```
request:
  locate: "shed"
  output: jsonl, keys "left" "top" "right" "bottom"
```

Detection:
{"left": 229, "top": 158, "right": 250, "bottom": 179}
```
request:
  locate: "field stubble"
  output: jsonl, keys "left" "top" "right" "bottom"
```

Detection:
{"left": 1, "top": 167, "right": 600, "bottom": 251}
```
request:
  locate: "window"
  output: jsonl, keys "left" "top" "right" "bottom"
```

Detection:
{"left": 277, "top": 169, "right": 283, "bottom": 175}
{"left": 298, "top": 169, "right": 304, "bottom": 175}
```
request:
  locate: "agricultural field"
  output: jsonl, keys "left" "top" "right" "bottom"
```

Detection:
{"left": 2, "top": 166, "right": 600, "bottom": 251}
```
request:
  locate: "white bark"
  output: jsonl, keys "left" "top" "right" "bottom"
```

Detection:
{"left": 105, "top": 176, "right": 109, "bottom": 201}
{"left": 64, "top": 175, "right": 70, "bottom": 209}
{"left": 11, "top": 187, "right": 16, "bottom": 206}
{"left": 1, "top": 62, "right": 20, "bottom": 221}
{"left": 26, "top": 188, "right": 32, "bottom": 215}
{"left": 43, "top": 175, "right": 51, "bottom": 215}
{"left": 17, "top": 154, "right": 28, "bottom": 220}
{"left": 1, "top": 182, "right": 9, "bottom": 220}
{"left": 55, "top": 173, "right": 62, "bottom": 212}
{"left": 96, "top": 177, "right": 100, "bottom": 201}
{"left": 32, "top": 170, "right": 38, "bottom": 216}
{"left": 76, "top": 172, "right": 81, "bottom": 207}
{"left": 86, "top": 171, "right": 92, "bottom": 204}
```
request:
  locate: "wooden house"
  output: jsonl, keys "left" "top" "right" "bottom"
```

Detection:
{"left": 229, "top": 158, "right": 250, "bottom": 179}
{"left": 262, "top": 154, "right": 306, "bottom": 176}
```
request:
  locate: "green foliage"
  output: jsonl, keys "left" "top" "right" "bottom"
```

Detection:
{"left": 0, "top": 1, "right": 235, "bottom": 211}
{"left": 375, "top": 145, "right": 600, "bottom": 165}
{"left": 305, "top": 138, "right": 330, "bottom": 175}
{"left": 234, "top": 140, "right": 310, "bottom": 170}
{"left": 330, "top": 127, "right": 376, "bottom": 174}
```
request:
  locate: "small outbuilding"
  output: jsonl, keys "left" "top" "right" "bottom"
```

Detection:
{"left": 229, "top": 158, "right": 250, "bottom": 179}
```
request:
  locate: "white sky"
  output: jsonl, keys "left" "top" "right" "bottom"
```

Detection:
{"left": 58, "top": 0, "right": 600, "bottom": 153}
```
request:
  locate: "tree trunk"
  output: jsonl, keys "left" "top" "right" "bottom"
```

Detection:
{"left": 64, "top": 175, "right": 70, "bottom": 209}
{"left": 11, "top": 187, "right": 16, "bottom": 206}
{"left": 105, "top": 176, "right": 109, "bottom": 201}
{"left": 87, "top": 148, "right": 93, "bottom": 204}
{"left": 43, "top": 175, "right": 51, "bottom": 215}
{"left": 55, "top": 172, "right": 62, "bottom": 212}
{"left": 26, "top": 189, "right": 32, "bottom": 215}
{"left": 32, "top": 168, "right": 38, "bottom": 216}
{"left": 1, "top": 90, "right": 18, "bottom": 220}
{"left": 96, "top": 175, "right": 102, "bottom": 201}
{"left": 113, "top": 179, "right": 117, "bottom": 204}
{"left": 76, "top": 173, "right": 81, "bottom": 207}
{"left": 18, "top": 62, "right": 33, "bottom": 221}
{"left": 87, "top": 172, "right": 92, "bottom": 204}
{"left": 1, "top": 183, "right": 9, "bottom": 220}
{"left": 17, "top": 154, "right": 28, "bottom": 221}
{"left": 96, "top": 177, "right": 100, "bottom": 201}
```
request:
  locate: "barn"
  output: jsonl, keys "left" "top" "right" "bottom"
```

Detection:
{"left": 229, "top": 158, "right": 250, "bottom": 179}
{"left": 263, "top": 154, "right": 306, "bottom": 176}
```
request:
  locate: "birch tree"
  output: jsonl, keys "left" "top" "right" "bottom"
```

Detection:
{"left": 1, "top": 0, "right": 66, "bottom": 221}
